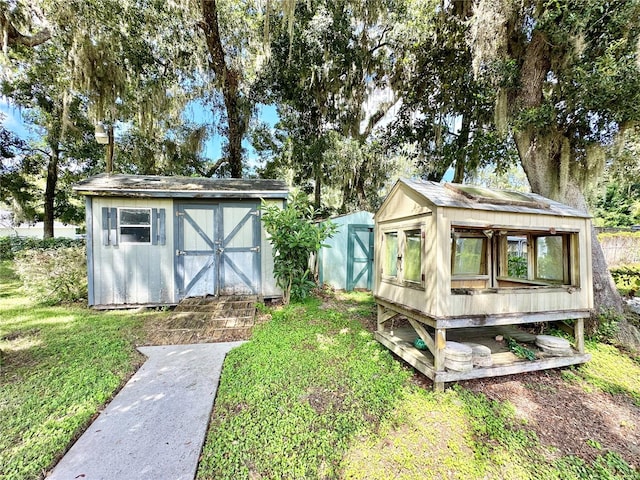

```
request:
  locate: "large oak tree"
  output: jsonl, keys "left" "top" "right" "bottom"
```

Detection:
{"left": 464, "top": 0, "right": 640, "bottom": 338}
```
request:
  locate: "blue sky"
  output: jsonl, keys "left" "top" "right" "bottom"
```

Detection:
{"left": 1, "top": 98, "right": 32, "bottom": 139}
{"left": 1, "top": 97, "right": 280, "bottom": 164}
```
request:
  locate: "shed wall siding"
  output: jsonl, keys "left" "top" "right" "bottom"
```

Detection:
{"left": 90, "top": 197, "right": 174, "bottom": 306}
{"left": 441, "top": 209, "right": 592, "bottom": 317}
{"left": 375, "top": 214, "right": 433, "bottom": 312}
{"left": 321, "top": 211, "right": 374, "bottom": 290}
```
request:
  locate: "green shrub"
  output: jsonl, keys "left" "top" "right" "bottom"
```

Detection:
{"left": 0, "top": 236, "right": 84, "bottom": 260}
{"left": 261, "top": 194, "right": 337, "bottom": 304}
{"left": 587, "top": 309, "right": 622, "bottom": 344}
{"left": 14, "top": 244, "right": 87, "bottom": 304}
{"left": 609, "top": 264, "right": 640, "bottom": 295}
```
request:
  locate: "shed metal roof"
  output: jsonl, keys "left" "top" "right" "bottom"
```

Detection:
{"left": 396, "top": 179, "right": 591, "bottom": 218}
{"left": 73, "top": 174, "right": 289, "bottom": 199}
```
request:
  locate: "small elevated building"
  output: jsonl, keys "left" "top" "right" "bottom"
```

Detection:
{"left": 74, "top": 174, "right": 287, "bottom": 308}
{"left": 374, "top": 179, "right": 593, "bottom": 390}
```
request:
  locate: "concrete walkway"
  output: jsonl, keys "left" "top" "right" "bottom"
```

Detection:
{"left": 47, "top": 342, "right": 244, "bottom": 480}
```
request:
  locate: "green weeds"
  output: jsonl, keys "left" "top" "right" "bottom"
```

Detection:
{"left": 197, "top": 298, "right": 411, "bottom": 479}
{"left": 0, "top": 261, "right": 143, "bottom": 480}
{"left": 577, "top": 341, "right": 640, "bottom": 405}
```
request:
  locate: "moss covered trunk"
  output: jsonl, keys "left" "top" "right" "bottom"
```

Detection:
{"left": 511, "top": 30, "right": 624, "bottom": 332}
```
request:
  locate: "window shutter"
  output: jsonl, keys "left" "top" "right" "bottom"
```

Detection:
{"left": 109, "top": 208, "right": 118, "bottom": 246}
{"left": 101, "top": 207, "right": 118, "bottom": 246}
{"left": 158, "top": 208, "right": 166, "bottom": 245}
{"left": 152, "top": 208, "right": 166, "bottom": 246}
{"left": 152, "top": 209, "right": 158, "bottom": 245}
{"left": 102, "top": 207, "right": 110, "bottom": 246}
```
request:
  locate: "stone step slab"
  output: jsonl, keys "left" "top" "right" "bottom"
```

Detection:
{"left": 461, "top": 342, "right": 493, "bottom": 367}
{"left": 444, "top": 341, "right": 473, "bottom": 361}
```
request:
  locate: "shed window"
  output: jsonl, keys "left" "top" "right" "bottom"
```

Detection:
{"left": 404, "top": 230, "right": 422, "bottom": 283}
{"left": 453, "top": 226, "right": 579, "bottom": 292}
{"left": 452, "top": 236, "right": 487, "bottom": 275}
{"left": 119, "top": 208, "right": 151, "bottom": 243}
{"left": 384, "top": 232, "right": 398, "bottom": 277}
{"left": 535, "top": 235, "right": 566, "bottom": 283}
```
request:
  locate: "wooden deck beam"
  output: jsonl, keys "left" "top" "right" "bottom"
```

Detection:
{"left": 375, "top": 330, "right": 591, "bottom": 387}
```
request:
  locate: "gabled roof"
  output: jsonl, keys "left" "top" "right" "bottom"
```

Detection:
{"left": 73, "top": 174, "right": 289, "bottom": 199}
{"left": 385, "top": 179, "right": 590, "bottom": 218}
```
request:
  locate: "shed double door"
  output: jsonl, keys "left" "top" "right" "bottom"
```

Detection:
{"left": 175, "top": 202, "right": 261, "bottom": 298}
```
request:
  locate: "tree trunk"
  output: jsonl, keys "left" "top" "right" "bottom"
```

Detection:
{"left": 452, "top": 114, "right": 471, "bottom": 183}
{"left": 223, "top": 81, "right": 244, "bottom": 178}
{"left": 514, "top": 127, "right": 624, "bottom": 328}
{"left": 200, "top": 0, "right": 246, "bottom": 178}
{"left": 511, "top": 30, "right": 624, "bottom": 326}
{"left": 313, "top": 156, "right": 322, "bottom": 210}
{"left": 43, "top": 147, "right": 59, "bottom": 239}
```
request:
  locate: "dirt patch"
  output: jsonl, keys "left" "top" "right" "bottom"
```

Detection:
{"left": 463, "top": 371, "right": 640, "bottom": 465}
{"left": 300, "top": 385, "right": 348, "bottom": 415}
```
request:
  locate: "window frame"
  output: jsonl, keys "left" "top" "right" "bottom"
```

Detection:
{"left": 380, "top": 226, "right": 425, "bottom": 288}
{"left": 532, "top": 233, "right": 571, "bottom": 285}
{"left": 403, "top": 229, "right": 424, "bottom": 286}
{"left": 382, "top": 231, "right": 399, "bottom": 279}
{"left": 452, "top": 226, "right": 580, "bottom": 293}
{"left": 451, "top": 230, "right": 490, "bottom": 280}
{"left": 118, "top": 207, "right": 152, "bottom": 244}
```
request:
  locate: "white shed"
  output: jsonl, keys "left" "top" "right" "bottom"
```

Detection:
{"left": 73, "top": 174, "right": 288, "bottom": 308}
{"left": 318, "top": 211, "right": 374, "bottom": 291}
{"left": 374, "top": 179, "right": 593, "bottom": 389}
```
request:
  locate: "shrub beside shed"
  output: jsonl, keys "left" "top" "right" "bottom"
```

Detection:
{"left": 374, "top": 179, "right": 593, "bottom": 390}
{"left": 74, "top": 174, "right": 288, "bottom": 308}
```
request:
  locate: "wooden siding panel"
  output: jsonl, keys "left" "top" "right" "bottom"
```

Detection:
{"left": 90, "top": 197, "right": 174, "bottom": 306}
{"left": 375, "top": 184, "right": 431, "bottom": 223}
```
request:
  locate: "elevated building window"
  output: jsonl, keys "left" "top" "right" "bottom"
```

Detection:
{"left": 453, "top": 226, "right": 579, "bottom": 292}
{"left": 452, "top": 235, "right": 488, "bottom": 275}
{"left": 404, "top": 230, "right": 422, "bottom": 283}
{"left": 381, "top": 228, "right": 424, "bottom": 286}
{"left": 383, "top": 232, "right": 398, "bottom": 278}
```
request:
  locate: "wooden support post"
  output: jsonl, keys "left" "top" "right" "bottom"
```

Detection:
{"left": 434, "top": 328, "right": 447, "bottom": 392}
{"left": 407, "top": 318, "right": 435, "bottom": 355}
{"left": 574, "top": 317, "right": 585, "bottom": 354}
{"left": 377, "top": 305, "right": 397, "bottom": 333}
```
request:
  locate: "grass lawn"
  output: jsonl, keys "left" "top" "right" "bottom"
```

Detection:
{"left": 198, "top": 293, "right": 640, "bottom": 480}
{"left": 0, "top": 261, "right": 146, "bottom": 480}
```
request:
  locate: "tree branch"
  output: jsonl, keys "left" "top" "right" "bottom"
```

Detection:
{"left": 1, "top": 13, "right": 51, "bottom": 49}
{"left": 195, "top": 157, "right": 226, "bottom": 177}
